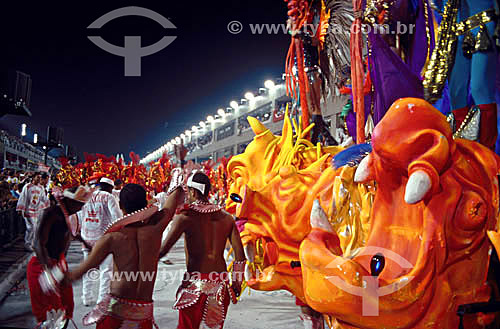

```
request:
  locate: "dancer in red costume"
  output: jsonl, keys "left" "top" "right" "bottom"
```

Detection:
{"left": 159, "top": 172, "right": 246, "bottom": 329}
{"left": 28, "top": 186, "right": 88, "bottom": 327}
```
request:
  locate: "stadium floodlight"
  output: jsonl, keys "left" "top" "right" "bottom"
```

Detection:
{"left": 230, "top": 101, "right": 239, "bottom": 109}
{"left": 244, "top": 92, "right": 255, "bottom": 100}
{"left": 264, "top": 80, "right": 275, "bottom": 89}
{"left": 192, "top": 126, "right": 197, "bottom": 131}
{"left": 171, "top": 139, "right": 176, "bottom": 144}
{"left": 207, "top": 115, "right": 214, "bottom": 122}
{"left": 33, "top": 133, "right": 38, "bottom": 144}
{"left": 199, "top": 121, "right": 206, "bottom": 128}
{"left": 185, "top": 130, "right": 191, "bottom": 136}
{"left": 180, "top": 133, "right": 186, "bottom": 139}
{"left": 21, "top": 124, "right": 27, "bottom": 137}
{"left": 218, "top": 108, "right": 225, "bottom": 117}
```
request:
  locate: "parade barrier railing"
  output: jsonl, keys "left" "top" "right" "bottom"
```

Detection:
{"left": 0, "top": 208, "right": 25, "bottom": 248}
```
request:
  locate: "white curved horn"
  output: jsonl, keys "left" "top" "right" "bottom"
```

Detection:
{"left": 354, "top": 153, "right": 372, "bottom": 183}
{"left": 404, "top": 170, "right": 432, "bottom": 204}
{"left": 310, "top": 199, "right": 333, "bottom": 232}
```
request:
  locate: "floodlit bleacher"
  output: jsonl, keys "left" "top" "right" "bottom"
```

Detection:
{"left": 0, "top": 130, "right": 59, "bottom": 171}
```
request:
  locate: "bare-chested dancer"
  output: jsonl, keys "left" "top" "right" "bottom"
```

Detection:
{"left": 159, "top": 172, "right": 246, "bottom": 329}
{"left": 40, "top": 176, "right": 185, "bottom": 329}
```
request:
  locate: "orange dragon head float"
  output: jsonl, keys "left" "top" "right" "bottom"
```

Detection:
{"left": 226, "top": 111, "right": 371, "bottom": 301}
{"left": 300, "top": 98, "right": 500, "bottom": 328}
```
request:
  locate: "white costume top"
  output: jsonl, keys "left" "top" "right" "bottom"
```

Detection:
{"left": 153, "top": 192, "right": 168, "bottom": 209}
{"left": 76, "top": 190, "right": 123, "bottom": 246}
{"left": 16, "top": 183, "right": 50, "bottom": 220}
{"left": 112, "top": 189, "right": 121, "bottom": 203}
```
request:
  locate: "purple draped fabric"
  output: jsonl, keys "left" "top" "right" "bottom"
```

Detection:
{"left": 368, "top": 32, "right": 425, "bottom": 124}
{"left": 408, "top": 0, "right": 436, "bottom": 76}
{"left": 367, "top": 0, "right": 435, "bottom": 124}
{"left": 347, "top": 0, "right": 435, "bottom": 139}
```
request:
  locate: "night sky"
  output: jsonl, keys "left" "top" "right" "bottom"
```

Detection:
{"left": 0, "top": 1, "right": 290, "bottom": 159}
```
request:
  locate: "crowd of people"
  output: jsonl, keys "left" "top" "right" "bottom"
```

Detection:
{"left": 0, "top": 169, "right": 68, "bottom": 251}
{"left": 12, "top": 161, "right": 246, "bottom": 329}
{"left": 0, "top": 169, "right": 47, "bottom": 210}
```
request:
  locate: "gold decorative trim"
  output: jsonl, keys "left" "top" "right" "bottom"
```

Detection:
{"left": 423, "top": 0, "right": 460, "bottom": 103}
{"left": 455, "top": 9, "right": 496, "bottom": 36}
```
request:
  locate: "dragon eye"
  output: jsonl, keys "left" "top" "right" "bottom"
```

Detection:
{"left": 230, "top": 193, "right": 242, "bottom": 203}
{"left": 370, "top": 253, "right": 385, "bottom": 277}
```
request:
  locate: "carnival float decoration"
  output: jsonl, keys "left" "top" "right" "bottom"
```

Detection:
{"left": 225, "top": 110, "right": 374, "bottom": 302}
{"left": 226, "top": 97, "right": 500, "bottom": 328}
{"left": 301, "top": 98, "right": 500, "bottom": 328}
{"left": 147, "top": 153, "right": 173, "bottom": 193}
{"left": 424, "top": 0, "right": 498, "bottom": 152}
{"left": 56, "top": 157, "right": 83, "bottom": 188}
{"left": 284, "top": 0, "right": 435, "bottom": 143}
{"left": 56, "top": 150, "right": 232, "bottom": 205}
